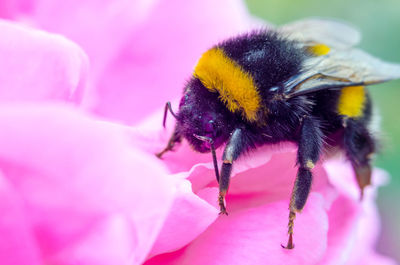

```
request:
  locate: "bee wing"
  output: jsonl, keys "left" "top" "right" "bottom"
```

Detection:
{"left": 283, "top": 49, "right": 400, "bottom": 97}
{"left": 279, "top": 18, "right": 361, "bottom": 49}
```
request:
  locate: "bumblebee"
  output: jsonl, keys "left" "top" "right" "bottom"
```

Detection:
{"left": 156, "top": 19, "right": 400, "bottom": 249}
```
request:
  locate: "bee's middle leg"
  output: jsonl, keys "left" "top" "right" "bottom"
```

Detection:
{"left": 283, "top": 116, "right": 323, "bottom": 249}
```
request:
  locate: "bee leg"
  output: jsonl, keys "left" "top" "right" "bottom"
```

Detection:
{"left": 219, "top": 128, "right": 244, "bottom": 215}
{"left": 156, "top": 126, "right": 181, "bottom": 158}
{"left": 283, "top": 117, "right": 323, "bottom": 249}
{"left": 343, "top": 118, "right": 375, "bottom": 200}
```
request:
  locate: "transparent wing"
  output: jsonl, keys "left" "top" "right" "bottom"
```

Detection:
{"left": 279, "top": 18, "right": 361, "bottom": 49}
{"left": 283, "top": 49, "right": 400, "bottom": 97}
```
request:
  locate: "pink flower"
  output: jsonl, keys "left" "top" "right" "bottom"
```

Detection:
{"left": 0, "top": 0, "right": 396, "bottom": 264}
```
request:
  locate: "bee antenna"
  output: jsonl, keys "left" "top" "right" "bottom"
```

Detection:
{"left": 193, "top": 134, "right": 220, "bottom": 182}
{"left": 162, "top": 101, "right": 178, "bottom": 128}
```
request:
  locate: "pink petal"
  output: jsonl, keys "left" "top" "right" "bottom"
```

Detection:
{"left": 0, "top": 175, "right": 42, "bottom": 265}
{"left": 47, "top": 215, "right": 144, "bottom": 265}
{"left": 149, "top": 183, "right": 218, "bottom": 257}
{"left": 145, "top": 193, "right": 329, "bottom": 265}
{"left": 0, "top": 20, "right": 88, "bottom": 103}
{"left": 0, "top": 103, "right": 175, "bottom": 264}
{"left": 28, "top": 0, "right": 157, "bottom": 82}
{"left": 4, "top": 0, "right": 262, "bottom": 124}
{"left": 0, "top": 0, "right": 33, "bottom": 19}
{"left": 317, "top": 193, "right": 361, "bottom": 265}
{"left": 357, "top": 253, "right": 397, "bottom": 265}
{"left": 324, "top": 159, "right": 388, "bottom": 200}
{"left": 89, "top": 0, "right": 259, "bottom": 123}
{"left": 318, "top": 164, "right": 394, "bottom": 265}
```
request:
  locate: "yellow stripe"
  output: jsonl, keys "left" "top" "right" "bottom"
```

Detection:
{"left": 337, "top": 86, "right": 366, "bottom": 117}
{"left": 194, "top": 48, "right": 261, "bottom": 122}
{"left": 308, "top": 44, "right": 330, "bottom": 56}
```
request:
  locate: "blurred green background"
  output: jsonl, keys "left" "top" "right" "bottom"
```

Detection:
{"left": 245, "top": 0, "right": 400, "bottom": 262}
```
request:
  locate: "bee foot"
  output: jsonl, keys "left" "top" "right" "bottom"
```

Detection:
{"left": 281, "top": 234, "right": 295, "bottom": 249}
{"left": 219, "top": 208, "right": 229, "bottom": 216}
{"left": 155, "top": 151, "right": 165, "bottom": 159}
{"left": 218, "top": 193, "right": 228, "bottom": 215}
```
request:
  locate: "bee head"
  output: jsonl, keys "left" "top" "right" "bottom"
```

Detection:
{"left": 176, "top": 78, "right": 233, "bottom": 153}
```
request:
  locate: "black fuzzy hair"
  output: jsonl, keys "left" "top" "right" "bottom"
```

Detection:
{"left": 217, "top": 30, "right": 306, "bottom": 99}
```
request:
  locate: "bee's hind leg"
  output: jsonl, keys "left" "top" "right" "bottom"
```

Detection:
{"left": 283, "top": 116, "right": 323, "bottom": 249}
{"left": 343, "top": 118, "right": 376, "bottom": 200}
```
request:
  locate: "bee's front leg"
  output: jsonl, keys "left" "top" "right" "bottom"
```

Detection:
{"left": 283, "top": 116, "right": 323, "bottom": 249}
{"left": 156, "top": 101, "right": 181, "bottom": 158}
{"left": 156, "top": 125, "right": 181, "bottom": 158}
{"left": 219, "top": 128, "right": 244, "bottom": 215}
